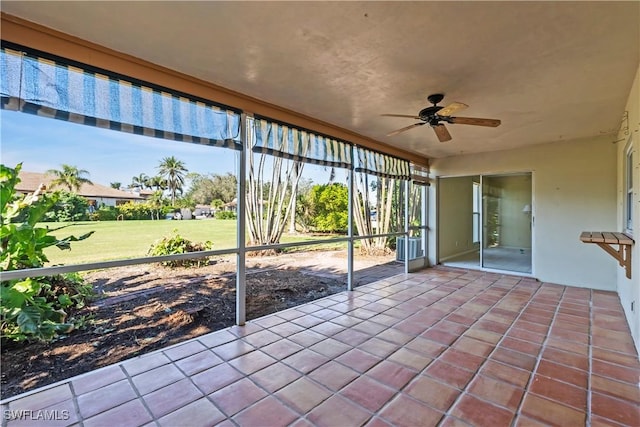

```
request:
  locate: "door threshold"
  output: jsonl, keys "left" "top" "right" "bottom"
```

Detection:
{"left": 440, "top": 262, "right": 535, "bottom": 278}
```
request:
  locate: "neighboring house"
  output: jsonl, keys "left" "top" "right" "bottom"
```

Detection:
{"left": 122, "top": 188, "right": 155, "bottom": 200}
{"left": 16, "top": 171, "right": 145, "bottom": 207}
{"left": 193, "top": 204, "right": 213, "bottom": 218}
{"left": 222, "top": 198, "right": 238, "bottom": 213}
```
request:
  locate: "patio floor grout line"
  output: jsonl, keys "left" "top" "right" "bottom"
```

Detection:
{"left": 509, "top": 283, "right": 567, "bottom": 426}
{"left": 231, "top": 342, "right": 337, "bottom": 424}
{"left": 81, "top": 363, "right": 159, "bottom": 427}
{"left": 431, "top": 275, "right": 549, "bottom": 427}
{"left": 325, "top": 273, "right": 467, "bottom": 424}
{"left": 185, "top": 273, "right": 410, "bottom": 425}
{"left": 67, "top": 381, "right": 86, "bottom": 427}
{"left": 281, "top": 272, "right": 466, "bottom": 425}
{"left": 160, "top": 349, "right": 232, "bottom": 425}
{"left": 222, "top": 275, "right": 416, "bottom": 426}
{"left": 340, "top": 274, "right": 465, "bottom": 423}
{"left": 362, "top": 271, "right": 526, "bottom": 425}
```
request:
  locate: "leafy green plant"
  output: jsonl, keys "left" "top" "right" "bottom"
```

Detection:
{"left": 89, "top": 205, "right": 118, "bottom": 221}
{"left": 1, "top": 163, "right": 95, "bottom": 342}
{"left": 215, "top": 210, "right": 237, "bottom": 220}
{"left": 117, "top": 201, "right": 153, "bottom": 220}
{"left": 297, "top": 183, "right": 348, "bottom": 233}
{"left": 147, "top": 229, "right": 213, "bottom": 268}
{"left": 44, "top": 190, "right": 90, "bottom": 222}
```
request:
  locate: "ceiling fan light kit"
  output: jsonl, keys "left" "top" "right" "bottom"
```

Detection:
{"left": 382, "top": 93, "right": 501, "bottom": 142}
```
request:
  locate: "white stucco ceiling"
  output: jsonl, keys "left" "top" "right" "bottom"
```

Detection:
{"left": 2, "top": 1, "right": 639, "bottom": 159}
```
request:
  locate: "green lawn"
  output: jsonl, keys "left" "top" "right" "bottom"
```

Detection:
{"left": 43, "top": 219, "right": 337, "bottom": 266}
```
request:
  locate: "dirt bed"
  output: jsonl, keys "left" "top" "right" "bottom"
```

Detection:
{"left": 1, "top": 250, "right": 398, "bottom": 399}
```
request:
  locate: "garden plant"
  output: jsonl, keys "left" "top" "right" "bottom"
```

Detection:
{"left": 1, "top": 163, "right": 94, "bottom": 342}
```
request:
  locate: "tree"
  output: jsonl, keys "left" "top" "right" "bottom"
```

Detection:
{"left": 147, "top": 190, "right": 166, "bottom": 220}
{"left": 210, "top": 199, "right": 224, "bottom": 211}
{"left": 353, "top": 173, "right": 400, "bottom": 255}
{"left": 148, "top": 175, "right": 167, "bottom": 191}
{"left": 45, "top": 164, "right": 93, "bottom": 192}
{"left": 44, "top": 191, "right": 90, "bottom": 222}
{"left": 246, "top": 152, "right": 304, "bottom": 247}
{"left": 110, "top": 182, "right": 122, "bottom": 190}
{"left": 157, "top": 156, "right": 188, "bottom": 205}
{"left": 130, "top": 173, "right": 150, "bottom": 190}
{"left": 301, "top": 183, "right": 348, "bottom": 233}
{"left": 295, "top": 180, "right": 314, "bottom": 233}
{"left": 211, "top": 173, "right": 237, "bottom": 203}
{"left": 186, "top": 172, "right": 236, "bottom": 205}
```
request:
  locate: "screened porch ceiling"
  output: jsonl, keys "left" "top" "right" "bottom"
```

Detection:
{"left": 1, "top": 1, "right": 639, "bottom": 160}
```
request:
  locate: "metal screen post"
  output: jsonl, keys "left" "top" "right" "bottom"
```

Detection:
{"left": 236, "top": 113, "right": 248, "bottom": 325}
{"left": 347, "top": 155, "right": 355, "bottom": 291}
{"left": 423, "top": 183, "right": 429, "bottom": 265}
{"left": 404, "top": 179, "right": 410, "bottom": 275}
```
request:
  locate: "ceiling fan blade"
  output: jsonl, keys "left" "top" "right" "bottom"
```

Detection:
{"left": 432, "top": 124, "right": 452, "bottom": 142}
{"left": 381, "top": 113, "right": 422, "bottom": 119}
{"left": 387, "top": 122, "right": 425, "bottom": 136}
{"left": 437, "top": 102, "right": 468, "bottom": 117}
{"left": 450, "top": 117, "right": 501, "bottom": 127}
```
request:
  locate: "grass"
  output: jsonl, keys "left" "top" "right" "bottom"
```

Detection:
{"left": 43, "top": 219, "right": 340, "bottom": 266}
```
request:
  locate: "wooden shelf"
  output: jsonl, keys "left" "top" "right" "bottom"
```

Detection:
{"left": 580, "top": 231, "right": 634, "bottom": 279}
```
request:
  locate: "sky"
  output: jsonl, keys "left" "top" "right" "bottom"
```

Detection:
{"left": 0, "top": 110, "right": 237, "bottom": 187}
{"left": 0, "top": 110, "right": 340, "bottom": 189}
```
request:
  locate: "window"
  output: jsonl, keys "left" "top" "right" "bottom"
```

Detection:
{"left": 625, "top": 143, "right": 634, "bottom": 234}
{"left": 473, "top": 182, "right": 481, "bottom": 243}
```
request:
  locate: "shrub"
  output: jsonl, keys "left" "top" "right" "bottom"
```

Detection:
{"left": 43, "top": 191, "right": 90, "bottom": 222}
{"left": 1, "top": 163, "right": 95, "bottom": 342}
{"left": 147, "top": 230, "right": 213, "bottom": 268}
{"left": 298, "top": 183, "right": 348, "bottom": 233}
{"left": 89, "top": 205, "right": 118, "bottom": 221}
{"left": 117, "top": 201, "right": 153, "bottom": 220}
{"left": 215, "top": 210, "right": 237, "bottom": 220}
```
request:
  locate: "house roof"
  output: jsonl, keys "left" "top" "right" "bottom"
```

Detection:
{"left": 1, "top": 2, "right": 637, "bottom": 160}
{"left": 16, "top": 171, "right": 143, "bottom": 200}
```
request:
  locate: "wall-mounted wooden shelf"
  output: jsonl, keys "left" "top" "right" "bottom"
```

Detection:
{"left": 580, "top": 231, "right": 634, "bottom": 279}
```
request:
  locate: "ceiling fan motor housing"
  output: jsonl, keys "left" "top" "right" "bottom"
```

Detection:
{"left": 420, "top": 94, "right": 446, "bottom": 122}
{"left": 419, "top": 106, "right": 443, "bottom": 121}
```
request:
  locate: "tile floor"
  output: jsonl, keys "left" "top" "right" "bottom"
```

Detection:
{"left": 2, "top": 266, "right": 639, "bottom": 427}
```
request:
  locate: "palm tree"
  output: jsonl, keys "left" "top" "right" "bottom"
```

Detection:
{"left": 110, "top": 182, "right": 122, "bottom": 190}
{"left": 45, "top": 164, "right": 93, "bottom": 192}
{"left": 131, "top": 173, "right": 149, "bottom": 190}
{"left": 149, "top": 175, "right": 168, "bottom": 191}
{"left": 148, "top": 190, "right": 166, "bottom": 220}
{"left": 157, "top": 156, "right": 188, "bottom": 205}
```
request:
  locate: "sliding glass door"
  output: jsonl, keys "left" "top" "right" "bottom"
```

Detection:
{"left": 481, "top": 174, "right": 532, "bottom": 273}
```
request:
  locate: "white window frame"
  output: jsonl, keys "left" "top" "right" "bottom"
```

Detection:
{"left": 625, "top": 141, "right": 634, "bottom": 235}
{"left": 472, "top": 181, "right": 481, "bottom": 243}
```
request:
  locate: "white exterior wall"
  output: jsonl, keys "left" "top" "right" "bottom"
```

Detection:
{"left": 429, "top": 134, "right": 618, "bottom": 290}
{"left": 93, "top": 198, "right": 117, "bottom": 208}
{"left": 616, "top": 66, "right": 640, "bottom": 354}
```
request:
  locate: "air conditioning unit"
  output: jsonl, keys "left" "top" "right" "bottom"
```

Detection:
{"left": 396, "top": 237, "right": 423, "bottom": 261}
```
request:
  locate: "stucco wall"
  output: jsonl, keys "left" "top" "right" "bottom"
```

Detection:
{"left": 429, "top": 134, "right": 618, "bottom": 290}
{"left": 616, "top": 65, "right": 640, "bottom": 353}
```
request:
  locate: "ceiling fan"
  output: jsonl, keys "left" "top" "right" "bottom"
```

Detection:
{"left": 382, "top": 94, "right": 501, "bottom": 142}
